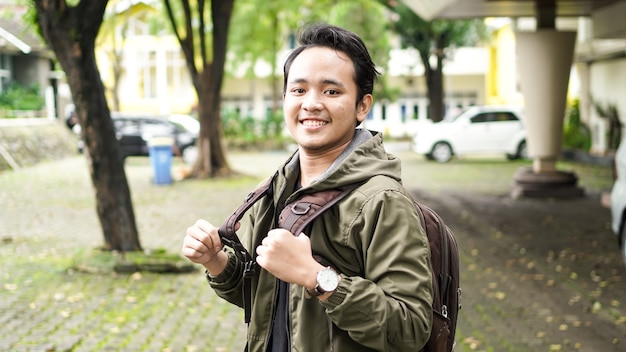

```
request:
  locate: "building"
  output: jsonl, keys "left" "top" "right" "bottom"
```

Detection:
{"left": 95, "top": 2, "right": 490, "bottom": 138}
{"left": 0, "top": 10, "right": 57, "bottom": 118}
{"left": 402, "top": 0, "right": 626, "bottom": 197}
{"left": 402, "top": 0, "right": 626, "bottom": 157}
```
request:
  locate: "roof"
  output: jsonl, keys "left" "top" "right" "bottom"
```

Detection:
{"left": 401, "top": 0, "right": 624, "bottom": 20}
{"left": 401, "top": 0, "right": 626, "bottom": 39}
{"left": 0, "top": 17, "right": 50, "bottom": 56}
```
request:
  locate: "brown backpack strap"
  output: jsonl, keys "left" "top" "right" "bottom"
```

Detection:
{"left": 217, "top": 176, "right": 362, "bottom": 325}
{"left": 218, "top": 173, "right": 275, "bottom": 259}
{"left": 217, "top": 173, "right": 276, "bottom": 324}
{"left": 278, "top": 182, "right": 362, "bottom": 236}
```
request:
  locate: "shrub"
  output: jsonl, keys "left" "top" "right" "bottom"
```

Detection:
{"left": 0, "top": 83, "right": 45, "bottom": 113}
{"left": 221, "top": 109, "right": 287, "bottom": 149}
{"left": 563, "top": 99, "right": 591, "bottom": 151}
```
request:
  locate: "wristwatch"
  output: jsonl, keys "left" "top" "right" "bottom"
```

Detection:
{"left": 307, "top": 266, "right": 339, "bottom": 297}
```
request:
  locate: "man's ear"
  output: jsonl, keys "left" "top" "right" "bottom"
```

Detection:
{"left": 356, "top": 94, "right": 373, "bottom": 123}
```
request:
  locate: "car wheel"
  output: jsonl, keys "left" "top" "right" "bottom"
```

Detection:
{"left": 431, "top": 142, "right": 453, "bottom": 163}
{"left": 506, "top": 141, "right": 527, "bottom": 160}
{"left": 182, "top": 145, "right": 198, "bottom": 165}
{"left": 517, "top": 141, "right": 528, "bottom": 159}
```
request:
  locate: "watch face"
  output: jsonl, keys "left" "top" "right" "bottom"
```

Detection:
{"left": 317, "top": 267, "right": 339, "bottom": 292}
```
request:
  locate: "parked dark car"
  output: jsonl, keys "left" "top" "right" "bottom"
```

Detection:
{"left": 112, "top": 113, "right": 199, "bottom": 164}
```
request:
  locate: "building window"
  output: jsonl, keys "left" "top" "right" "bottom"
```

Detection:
{"left": 139, "top": 50, "right": 157, "bottom": 99}
{"left": 0, "top": 54, "right": 11, "bottom": 93}
{"left": 166, "top": 50, "right": 189, "bottom": 98}
{"left": 401, "top": 104, "right": 407, "bottom": 122}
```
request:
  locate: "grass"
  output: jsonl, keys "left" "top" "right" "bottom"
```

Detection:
{"left": 69, "top": 247, "right": 196, "bottom": 274}
{"left": 394, "top": 151, "right": 614, "bottom": 195}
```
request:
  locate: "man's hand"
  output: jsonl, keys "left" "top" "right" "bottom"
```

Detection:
{"left": 182, "top": 219, "right": 233, "bottom": 275}
{"left": 255, "top": 229, "right": 324, "bottom": 289}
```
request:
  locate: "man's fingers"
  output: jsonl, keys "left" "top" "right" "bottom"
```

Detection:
{"left": 185, "top": 220, "right": 224, "bottom": 252}
{"left": 194, "top": 219, "right": 214, "bottom": 233}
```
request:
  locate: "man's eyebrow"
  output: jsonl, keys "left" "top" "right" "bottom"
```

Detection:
{"left": 288, "top": 78, "right": 308, "bottom": 85}
{"left": 321, "top": 79, "right": 345, "bottom": 87}
{"left": 288, "top": 77, "right": 345, "bottom": 87}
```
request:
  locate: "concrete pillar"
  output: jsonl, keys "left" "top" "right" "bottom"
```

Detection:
{"left": 511, "top": 1, "right": 584, "bottom": 198}
{"left": 516, "top": 30, "right": 576, "bottom": 172}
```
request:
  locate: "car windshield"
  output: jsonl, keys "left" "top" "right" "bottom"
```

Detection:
{"left": 443, "top": 107, "right": 468, "bottom": 122}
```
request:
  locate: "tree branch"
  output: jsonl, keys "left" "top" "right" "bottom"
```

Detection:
{"left": 164, "top": 0, "right": 198, "bottom": 83}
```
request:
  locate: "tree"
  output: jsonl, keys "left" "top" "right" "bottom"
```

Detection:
{"left": 382, "top": 1, "right": 486, "bottom": 122}
{"left": 163, "top": 0, "right": 234, "bottom": 178}
{"left": 32, "top": 0, "right": 141, "bottom": 252}
{"left": 228, "top": 0, "right": 395, "bottom": 116}
{"left": 228, "top": 0, "right": 334, "bottom": 115}
{"left": 327, "top": 0, "right": 398, "bottom": 104}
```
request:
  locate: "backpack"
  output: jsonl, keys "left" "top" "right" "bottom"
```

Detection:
{"left": 218, "top": 176, "right": 461, "bottom": 352}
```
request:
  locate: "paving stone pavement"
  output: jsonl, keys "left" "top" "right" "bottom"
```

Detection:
{"left": 0, "top": 153, "right": 291, "bottom": 352}
{"left": 1, "top": 149, "right": 625, "bottom": 351}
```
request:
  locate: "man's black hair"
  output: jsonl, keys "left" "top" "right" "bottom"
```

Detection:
{"left": 282, "top": 23, "right": 380, "bottom": 105}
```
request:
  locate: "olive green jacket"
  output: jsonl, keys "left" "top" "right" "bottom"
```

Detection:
{"left": 209, "top": 130, "right": 433, "bottom": 351}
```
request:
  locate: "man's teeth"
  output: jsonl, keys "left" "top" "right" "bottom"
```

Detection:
{"left": 302, "top": 120, "right": 327, "bottom": 127}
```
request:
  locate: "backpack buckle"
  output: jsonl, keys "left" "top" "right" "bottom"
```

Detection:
{"left": 291, "top": 202, "right": 311, "bottom": 215}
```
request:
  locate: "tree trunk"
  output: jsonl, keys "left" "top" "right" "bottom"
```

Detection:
{"left": 429, "top": 54, "right": 445, "bottom": 123}
{"left": 270, "top": 15, "right": 280, "bottom": 113}
{"left": 34, "top": 0, "right": 141, "bottom": 252}
{"left": 193, "top": 70, "right": 230, "bottom": 177}
{"left": 420, "top": 49, "right": 445, "bottom": 122}
{"left": 189, "top": 0, "right": 234, "bottom": 177}
{"left": 167, "top": 0, "right": 234, "bottom": 178}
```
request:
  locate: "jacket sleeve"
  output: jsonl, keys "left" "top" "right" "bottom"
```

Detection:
{"left": 319, "top": 189, "right": 433, "bottom": 350}
{"left": 208, "top": 194, "right": 275, "bottom": 310}
{"left": 207, "top": 249, "right": 245, "bottom": 308}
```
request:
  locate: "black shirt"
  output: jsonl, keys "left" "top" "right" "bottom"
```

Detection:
{"left": 268, "top": 279, "right": 290, "bottom": 351}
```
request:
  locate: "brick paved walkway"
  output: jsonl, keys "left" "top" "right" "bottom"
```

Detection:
{"left": 0, "top": 154, "right": 290, "bottom": 352}
{"left": 2, "top": 150, "right": 625, "bottom": 351}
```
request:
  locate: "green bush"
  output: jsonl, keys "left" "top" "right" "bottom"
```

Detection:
{"left": 0, "top": 83, "right": 45, "bottom": 113}
{"left": 221, "top": 109, "right": 287, "bottom": 149}
{"left": 563, "top": 99, "right": 591, "bottom": 151}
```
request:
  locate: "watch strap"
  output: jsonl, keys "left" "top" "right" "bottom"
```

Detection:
{"left": 306, "top": 266, "right": 338, "bottom": 297}
{"left": 306, "top": 284, "right": 326, "bottom": 297}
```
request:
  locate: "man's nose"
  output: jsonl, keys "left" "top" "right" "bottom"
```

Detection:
{"left": 302, "top": 92, "right": 323, "bottom": 111}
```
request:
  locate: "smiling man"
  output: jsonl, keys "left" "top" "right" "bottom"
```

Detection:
{"left": 182, "top": 23, "right": 433, "bottom": 351}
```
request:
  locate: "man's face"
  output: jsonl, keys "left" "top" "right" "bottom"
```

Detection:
{"left": 283, "top": 46, "right": 371, "bottom": 156}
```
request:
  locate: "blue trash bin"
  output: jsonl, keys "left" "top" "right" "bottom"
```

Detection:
{"left": 148, "top": 137, "right": 174, "bottom": 185}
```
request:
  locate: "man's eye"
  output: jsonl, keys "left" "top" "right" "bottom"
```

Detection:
{"left": 326, "top": 89, "right": 339, "bottom": 95}
{"left": 292, "top": 88, "right": 305, "bottom": 94}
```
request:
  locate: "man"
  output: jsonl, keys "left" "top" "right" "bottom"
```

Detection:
{"left": 182, "top": 23, "right": 433, "bottom": 351}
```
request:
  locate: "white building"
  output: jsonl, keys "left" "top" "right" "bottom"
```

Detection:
{"left": 95, "top": 1, "right": 626, "bottom": 152}
{"left": 95, "top": 3, "right": 490, "bottom": 139}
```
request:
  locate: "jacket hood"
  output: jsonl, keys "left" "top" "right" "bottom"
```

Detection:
{"left": 281, "top": 129, "right": 402, "bottom": 193}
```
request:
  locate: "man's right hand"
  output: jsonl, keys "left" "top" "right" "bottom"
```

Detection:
{"left": 182, "top": 219, "right": 232, "bottom": 275}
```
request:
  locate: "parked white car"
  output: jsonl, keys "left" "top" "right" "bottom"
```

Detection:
{"left": 412, "top": 106, "right": 527, "bottom": 163}
{"left": 610, "top": 136, "right": 626, "bottom": 266}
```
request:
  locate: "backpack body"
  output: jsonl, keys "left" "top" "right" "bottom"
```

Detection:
{"left": 414, "top": 203, "right": 461, "bottom": 352}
